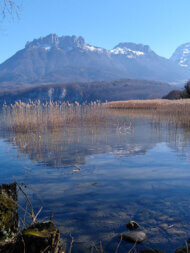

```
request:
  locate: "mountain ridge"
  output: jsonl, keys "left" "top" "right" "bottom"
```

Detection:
{"left": 170, "top": 42, "right": 190, "bottom": 68}
{"left": 0, "top": 79, "right": 173, "bottom": 105}
{"left": 0, "top": 34, "right": 189, "bottom": 90}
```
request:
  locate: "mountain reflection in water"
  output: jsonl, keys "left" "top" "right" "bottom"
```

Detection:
{"left": 0, "top": 112, "right": 190, "bottom": 252}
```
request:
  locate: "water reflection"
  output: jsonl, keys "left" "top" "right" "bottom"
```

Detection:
{"left": 0, "top": 112, "right": 190, "bottom": 252}
{"left": 1, "top": 117, "right": 159, "bottom": 168}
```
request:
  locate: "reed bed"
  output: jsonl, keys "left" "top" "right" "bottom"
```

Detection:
{"left": 106, "top": 99, "right": 190, "bottom": 129}
{"left": 106, "top": 99, "right": 190, "bottom": 110}
{"left": 1, "top": 100, "right": 107, "bottom": 133}
{"left": 3, "top": 98, "right": 190, "bottom": 134}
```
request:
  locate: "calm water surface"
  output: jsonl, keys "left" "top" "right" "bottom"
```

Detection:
{"left": 0, "top": 115, "right": 190, "bottom": 252}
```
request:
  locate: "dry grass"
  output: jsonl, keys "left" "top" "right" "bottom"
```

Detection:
{"left": 1, "top": 100, "right": 107, "bottom": 133}
{"left": 2, "top": 98, "right": 190, "bottom": 134}
{"left": 106, "top": 99, "right": 190, "bottom": 110}
{"left": 106, "top": 99, "right": 190, "bottom": 129}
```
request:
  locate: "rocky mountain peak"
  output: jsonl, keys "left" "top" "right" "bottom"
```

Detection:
{"left": 25, "top": 34, "right": 59, "bottom": 49}
{"left": 114, "top": 42, "right": 151, "bottom": 52}
{"left": 58, "top": 35, "right": 86, "bottom": 50}
{"left": 170, "top": 42, "right": 190, "bottom": 68}
{"left": 111, "top": 42, "right": 153, "bottom": 57}
{"left": 25, "top": 34, "right": 86, "bottom": 51}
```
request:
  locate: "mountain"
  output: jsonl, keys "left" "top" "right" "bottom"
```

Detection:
{"left": 0, "top": 34, "right": 124, "bottom": 89}
{"left": 111, "top": 42, "right": 189, "bottom": 83}
{"left": 0, "top": 79, "right": 173, "bottom": 105}
{"left": 170, "top": 43, "right": 190, "bottom": 68}
{"left": 0, "top": 34, "right": 189, "bottom": 90}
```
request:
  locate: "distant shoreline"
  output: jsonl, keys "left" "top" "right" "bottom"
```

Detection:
{"left": 105, "top": 99, "right": 190, "bottom": 110}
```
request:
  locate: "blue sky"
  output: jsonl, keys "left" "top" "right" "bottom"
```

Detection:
{"left": 0, "top": 0, "right": 190, "bottom": 63}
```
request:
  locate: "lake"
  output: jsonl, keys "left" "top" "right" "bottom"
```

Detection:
{"left": 0, "top": 111, "right": 190, "bottom": 252}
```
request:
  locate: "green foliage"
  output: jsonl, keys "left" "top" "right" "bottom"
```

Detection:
{"left": 0, "top": 183, "right": 17, "bottom": 243}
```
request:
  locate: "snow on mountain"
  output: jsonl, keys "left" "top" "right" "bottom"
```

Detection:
{"left": 111, "top": 47, "right": 145, "bottom": 58}
{"left": 26, "top": 35, "right": 155, "bottom": 58}
{"left": 25, "top": 35, "right": 159, "bottom": 59}
{"left": 170, "top": 43, "right": 190, "bottom": 68}
{"left": 110, "top": 42, "right": 153, "bottom": 57}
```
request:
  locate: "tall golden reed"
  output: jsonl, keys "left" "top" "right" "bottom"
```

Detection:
{"left": 1, "top": 100, "right": 107, "bottom": 133}
{"left": 106, "top": 99, "right": 190, "bottom": 129}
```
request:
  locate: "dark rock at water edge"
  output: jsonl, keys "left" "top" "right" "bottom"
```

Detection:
{"left": 126, "top": 220, "right": 140, "bottom": 230}
{"left": 0, "top": 221, "right": 62, "bottom": 253}
{"left": 0, "top": 182, "right": 62, "bottom": 253}
{"left": 0, "top": 183, "right": 18, "bottom": 242}
{"left": 122, "top": 231, "right": 146, "bottom": 244}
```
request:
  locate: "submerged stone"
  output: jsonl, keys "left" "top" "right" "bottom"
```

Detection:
{"left": 122, "top": 231, "right": 146, "bottom": 244}
{"left": 126, "top": 220, "right": 140, "bottom": 230}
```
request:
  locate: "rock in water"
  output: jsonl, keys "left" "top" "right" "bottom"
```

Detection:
{"left": 0, "top": 221, "right": 62, "bottom": 253}
{"left": 122, "top": 231, "right": 146, "bottom": 244}
{"left": 22, "top": 221, "right": 61, "bottom": 252}
{"left": 126, "top": 221, "right": 140, "bottom": 230}
{"left": 0, "top": 183, "right": 18, "bottom": 242}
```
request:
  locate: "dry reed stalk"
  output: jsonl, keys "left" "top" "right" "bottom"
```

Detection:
{"left": 1, "top": 101, "right": 107, "bottom": 133}
{"left": 106, "top": 99, "right": 190, "bottom": 129}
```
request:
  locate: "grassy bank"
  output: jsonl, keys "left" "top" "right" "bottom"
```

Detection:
{"left": 106, "top": 99, "right": 190, "bottom": 129}
{"left": 2, "top": 98, "right": 190, "bottom": 133}
{"left": 106, "top": 99, "right": 190, "bottom": 110}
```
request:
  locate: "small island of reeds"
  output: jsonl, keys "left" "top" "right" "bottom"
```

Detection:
{"left": 106, "top": 99, "right": 190, "bottom": 129}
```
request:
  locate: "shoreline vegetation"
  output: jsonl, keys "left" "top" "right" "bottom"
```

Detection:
{"left": 106, "top": 99, "right": 190, "bottom": 129}
{"left": 1, "top": 100, "right": 108, "bottom": 133}
{"left": 0, "top": 182, "right": 62, "bottom": 253}
{"left": 106, "top": 99, "right": 190, "bottom": 110}
{"left": 2, "top": 98, "right": 190, "bottom": 133}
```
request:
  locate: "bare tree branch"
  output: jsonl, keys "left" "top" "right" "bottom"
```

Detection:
{"left": 0, "top": 0, "right": 21, "bottom": 21}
